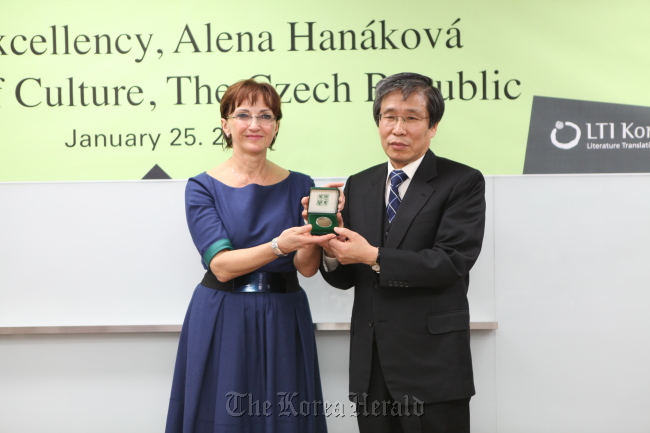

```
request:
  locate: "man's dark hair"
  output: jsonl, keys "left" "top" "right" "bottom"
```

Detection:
{"left": 373, "top": 73, "right": 444, "bottom": 129}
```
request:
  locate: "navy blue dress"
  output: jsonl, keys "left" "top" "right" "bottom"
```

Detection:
{"left": 165, "top": 172, "right": 327, "bottom": 433}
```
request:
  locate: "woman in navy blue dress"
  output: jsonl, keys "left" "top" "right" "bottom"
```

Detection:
{"left": 165, "top": 79, "right": 338, "bottom": 433}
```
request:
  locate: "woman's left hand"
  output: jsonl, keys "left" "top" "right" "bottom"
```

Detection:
{"left": 276, "top": 224, "right": 335, "bottom": 254}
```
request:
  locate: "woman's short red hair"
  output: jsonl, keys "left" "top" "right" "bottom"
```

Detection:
{"left": 220, "top": 79, "right": 282, "bottom": 149}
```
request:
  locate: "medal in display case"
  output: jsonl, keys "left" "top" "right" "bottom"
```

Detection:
{"left": 307, "top": 187, "right": 340, "bottom": 235}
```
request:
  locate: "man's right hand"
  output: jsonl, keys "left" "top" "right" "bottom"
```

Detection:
{"left": 327, "top": 227, "right": 379, "bottom": 266}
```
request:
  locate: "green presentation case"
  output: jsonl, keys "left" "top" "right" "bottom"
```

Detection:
{"left": 307, "top": 187, "right": 340, "bottom": 235}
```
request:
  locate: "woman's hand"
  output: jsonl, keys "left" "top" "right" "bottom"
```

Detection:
{"left": 210, "top": 225, "right": 334, "bottom": 282}
{"left": 283, "top": 225, "right": 336, "bottom": 278}
{"left": 275, "top": 224, "right": 335, "bottom": 254}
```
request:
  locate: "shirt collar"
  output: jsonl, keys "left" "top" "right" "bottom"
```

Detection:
{"left": 386, "top": 153, "right": 426, "bottom": 181}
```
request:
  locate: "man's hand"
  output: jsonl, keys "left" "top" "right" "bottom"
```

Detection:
{"left": 327, "top": 227, "right": 378, "bottom": 266}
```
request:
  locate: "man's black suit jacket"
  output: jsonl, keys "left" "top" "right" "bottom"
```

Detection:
{"left": 321, "top": 149, "right": 486, "bottom": 404}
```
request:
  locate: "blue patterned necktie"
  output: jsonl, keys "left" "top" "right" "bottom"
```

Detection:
{"left": 387, "top": 169, "right": 409, "bottom": 223}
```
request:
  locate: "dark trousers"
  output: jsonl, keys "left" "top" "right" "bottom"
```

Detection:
{"left": 356, "top": 340, "right": 470, "bottom": 433}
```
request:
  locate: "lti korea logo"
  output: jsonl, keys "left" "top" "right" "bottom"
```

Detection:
{"left": 550, "top": 121, "right": 581, "bottom": 149}
{"left": 550, "top": 121, "right": 650, "bottom": 150}
{"left": 524, "top": 96, "right": 650, "bottom": 174}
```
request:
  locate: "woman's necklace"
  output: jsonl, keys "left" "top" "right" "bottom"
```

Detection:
{"left": 230, "top": 158, "right": 270, "bottom": 186}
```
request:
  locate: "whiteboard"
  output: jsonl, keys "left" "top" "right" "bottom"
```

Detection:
{"left": 0, "top": 177, "right": 495, "bottom": 327}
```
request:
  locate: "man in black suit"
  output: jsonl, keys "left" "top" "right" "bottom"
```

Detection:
{"left": 321, "top": 73, "right": 486, "bottom": 433}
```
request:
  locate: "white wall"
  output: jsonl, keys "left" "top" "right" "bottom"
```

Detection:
{"left": 493, "top": 175, "right": 650, "bottom": 432}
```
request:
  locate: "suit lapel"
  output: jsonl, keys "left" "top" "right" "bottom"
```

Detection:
{"left": 385, "top": 150, "right": 438, "bottom": 249}
{"left": 361, "top": 164, "right": 387, "bottom": 247}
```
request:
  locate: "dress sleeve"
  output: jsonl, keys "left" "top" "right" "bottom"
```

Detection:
{"left": 185, "top": 177, "right": 233, "bottom": 269}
